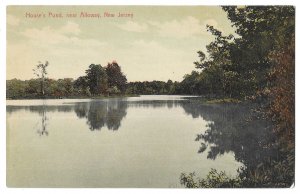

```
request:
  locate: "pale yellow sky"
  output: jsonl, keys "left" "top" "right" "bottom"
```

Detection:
{"left": 7, "top": 6, "right": 235, "bottom": 82}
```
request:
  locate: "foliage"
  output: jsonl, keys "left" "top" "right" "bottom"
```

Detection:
{"left": 105, "top": 61, "right": 127, "bottom": 94}
{"left": 189, "top": 6, "right": 295, "bottom": 100}
{"left": 179, "top": 6, "right": 295, "bottom": 187}
{"left": 7, "top": 61, "right": 129, "bottom": 98}
{"left": 180, "top": 169, "right": 242, "bottom": 188}
{"left": 6, "top": 79, "right": 27, "bottom": 99}
{"left": 79, "top": 61, "right": 127, "bottom": 96}
{"left": 180, "top": 71, "right": 201, "bottom": 95}
{"left": 85, "top": 64, "right": 108, "bottom": 95}
{"left": 6, "top": 78, "right": 86, "bottom": 98}
{"left": 126, "top": 80, "right": 180, "bottom": 95}
{"left": 107, "top": 86, "right": 121, "bottom": 95}
{"left": 267, "top": 38, "right": 295, "bottom": 144}
{"left": 73, "top": 76, "right": 91, "bottom": 96}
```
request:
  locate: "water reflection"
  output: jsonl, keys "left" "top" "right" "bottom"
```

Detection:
{"left": 7, "top": 100, "right": 128, "bottom": 132}
{"left": 6, "top": 99, "right": 185, "bottom": 133}
{"left": 74, "top": 101, "right": 127, "bottom": 131}
{"left": 6, "top": 99, "right": 277, "bottom": 171}
{"left": 6, "top": 105, "right": 73, "bottom": 113}
{"left": 181, "top": 102, "right": 278, "bottom": 173}
{"left": 127, "top": 100, "right": 181, "bottom": 109}
{"left": 6, "top": 97, "right": 280, "bottom": 187}
{"left": 37, "top": 103, "right": 48, "bottom": 136}
{"left": 6, "top": 97, "right": 279, "bottom": 183}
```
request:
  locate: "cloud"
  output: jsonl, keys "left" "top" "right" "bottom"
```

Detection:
{"left": 113, "top": 17, "right": 223, "bottom": 40}
{"left": 20, "top": 21, "right": 82, "bottom": 45}
{"left": 60, "top": 21, "right": 81, "bottom": 35}
{"left": 8, "top": 21, "right": 108, "bottom": 80}
{"left": 19, "top": 20, "right": 107, "bottom": 57}
{"left": 148, "top": 16, "right": 203, "bottom": 38}
{"left": 7, "top": 19, "right": 205, "bottom": 82}
{"left": 114, "top": 17, "right": 222, "bottom": 39}
{"left": 116, "top": 21, "right": 148, "bottom": 32}
{"left": 7, "top": 14, "right": 20, "bottom": 26}
{"left": 148, "top": 16, "right": 221, "bottom": 39}
{"left": 21, "top": 26, "right": 69, "bottom": 45}
{"left": 113, "top": 39, "right": 197, "bottom": 81}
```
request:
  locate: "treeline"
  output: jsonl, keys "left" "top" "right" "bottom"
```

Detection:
{"left": 7, "top": 69, "right": 199, "bottom": 99}
{"left": 180, "top": 6, "right": 295, "bottom": 188}
{"left": 7, "top": 78, "right": 196, "bottom": 99}
{"left": 126, "top": 79, "right": 206, "bottom": 95}
{"left": 7, "top": 61, "right": 128, "bottom": 99}
{"left": 126, "top": 80, "right": 181, "bottom": 95}
{"left": 7, "top": 78, "right": 187, "bottom": 99}
{"left": 7, "top": 78, "right": 75, "bottom": 99}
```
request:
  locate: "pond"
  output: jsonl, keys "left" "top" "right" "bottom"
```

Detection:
{"left": 6, "top": 95, "right": 273, "bottom": 188}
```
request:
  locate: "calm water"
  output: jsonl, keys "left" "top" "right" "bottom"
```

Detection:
{"left": 6, "top": 95, "right": 272, "bottom": 188}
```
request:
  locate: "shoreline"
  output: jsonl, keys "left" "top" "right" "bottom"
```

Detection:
{"left": 6, "top": 94, "right": 140, "bottom": 100}
{"left": 6, "top": 95, "right": 245, "bottom": 105}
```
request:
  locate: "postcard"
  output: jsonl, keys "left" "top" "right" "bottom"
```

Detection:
{"left": 6, "top": 5, "right": 295, "bottom": 188}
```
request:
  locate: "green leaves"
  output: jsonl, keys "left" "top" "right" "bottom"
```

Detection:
{"left": 106, "top": 62, "right": 127, "bottom": 94}
{"left": 85, "top": 64, "right": 108, "bottom": 95}
{"left": 180, "top": 169, "right": 242, "bottom": 188}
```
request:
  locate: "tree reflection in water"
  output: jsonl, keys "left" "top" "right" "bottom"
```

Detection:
{"left": 6, "top": 100, "right": 128, "bottom": 133}
{"left": 74, "top": 100, "right": 127, "bottom": 131}
{"left": 6, "top": 98, "right": 279, "bottom": 175}
{"left": 181, "top": 101, "right": 279, "bottom": 173}
{"left": 37, "top": 103, "right": 48, "bottom": 136}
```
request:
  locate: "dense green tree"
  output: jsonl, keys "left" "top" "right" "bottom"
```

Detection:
{"left": 6, "top": 79, "right": 27, "bottom": 99}
{"left": 25, "top": 79, "right": 40, "bottom": 97}
{"left": 105, "top": 61, "right": 127, "bottom": 94}
{"left": 193, "top": 26, "right": 243, "bottom": 98}
{"left": 74, "top": 76, "right": 90, "bottom": 96}
{"left": 225, "top": 6, "right": 294, "bottom": 93}
{"left": 189, "top": 6, "right": 294, "bottom": 100}
{"left": 180, "top": 71, "right": 201, "bottom": 95}
{"left": 85, "top": 64, "right": 108, "bottom": 95}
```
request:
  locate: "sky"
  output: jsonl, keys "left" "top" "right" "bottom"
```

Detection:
{"left": 7, "top": 6, "right": 236, "bottom": 82}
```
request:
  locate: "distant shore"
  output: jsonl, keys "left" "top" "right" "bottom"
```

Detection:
{"left": 6, "top": 94, "right": 140, "bottom": 100}
{"left": 6, "top": 95, "right": 244, "bottom": 106}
